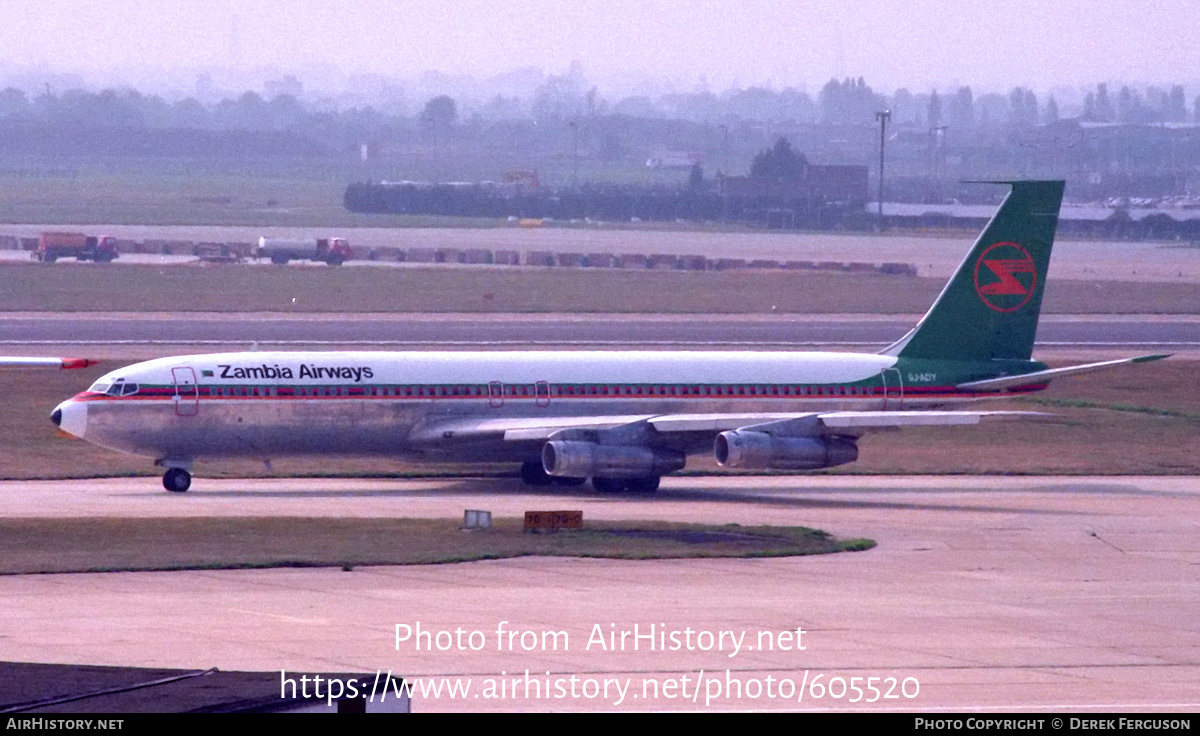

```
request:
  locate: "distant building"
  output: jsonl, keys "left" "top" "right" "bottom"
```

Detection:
{"left": 646, "top": 151, "right": 703, "bottom": 169}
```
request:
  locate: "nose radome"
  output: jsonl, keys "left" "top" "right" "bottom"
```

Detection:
{"left": 53, "top": 400, "right": 87, "bottom": 439}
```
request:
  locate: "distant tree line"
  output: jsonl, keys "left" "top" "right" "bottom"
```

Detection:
{"left": 4, "top": 79, "right": 1198, "bottom": 135}
{"left": 346, "top": 181, "right": 740, "bottom": 221}
{"left": 345, "top": 134, "right": 868, "bottom": 227}
{"left": 3, "top": 78, "right": 1200, "bottom": 204}
{"left": 345, "top": 181, "right": 865, "bottom": 228}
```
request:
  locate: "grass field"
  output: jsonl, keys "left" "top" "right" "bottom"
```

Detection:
{"left": 0, "top": 517, "right": 872, "bottom": 574}
{"left": 0, "top": 168, "right": 391, "bottom": 229}
{"left": 0, "top": 148, "right": 767, "bottom": 228}
{"left": 2, "top": 262, "right": 1198, "bottom": 314}
{"left": 8, "top": 357, "right": 1199, "bottom": 481}
{"left": 0, "top": 165, "right": 686, "bottom": 229}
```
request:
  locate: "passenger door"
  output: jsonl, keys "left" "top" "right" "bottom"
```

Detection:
{"left": 172, "top": 367, "right": 199, "bottom": 416}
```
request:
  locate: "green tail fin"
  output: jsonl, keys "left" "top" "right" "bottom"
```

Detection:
{"left": 884, "top": 180, "right": 1065, "bottom": 362}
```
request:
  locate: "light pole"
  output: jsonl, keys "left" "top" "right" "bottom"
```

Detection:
{"left": 422, "top": 114, "right": 436, "bottom": 181}
{"left": 929, "top": 124, "right": 947, "bottom": 197}
{"left": 569, "top": 121, "right": 578, "bottom": 185}
{"left": 875, "top": 110, "right": 891, "bottom": 231}
{"left": 718, "top": 124, "right": 730, "bottom": 224}
{"left": 719, "top": 123, "right": 729, "bottom": 175}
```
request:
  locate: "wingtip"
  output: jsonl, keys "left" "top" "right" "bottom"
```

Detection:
{"left": 1131, "top": 354, "right": 1171, "bottom": 364}
{"left": 60, "top": 358, "right": 97, "bottom": 369}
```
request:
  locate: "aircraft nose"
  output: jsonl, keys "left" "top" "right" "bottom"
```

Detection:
{"left": 52, "top": 400, "right": 87, "bottom": 439}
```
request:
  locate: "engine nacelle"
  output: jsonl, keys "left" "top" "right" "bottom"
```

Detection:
{"left": 714, "top": 431, "right": 858, "bottom": 470}
{"left": 542, "top": 441, "right": 685, "bottom": 479}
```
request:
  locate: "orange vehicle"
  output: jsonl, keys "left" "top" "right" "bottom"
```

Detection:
{"left": 34, "top": 232, "right": 119, "bottom": 263}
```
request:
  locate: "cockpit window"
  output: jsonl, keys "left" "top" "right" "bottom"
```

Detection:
{"left": 91, "top": 380, "right": 138, "bottom": 397}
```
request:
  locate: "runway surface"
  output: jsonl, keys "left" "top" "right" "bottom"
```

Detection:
{"left": 1, "top": 475, "right": 1197, "bottom": 712}
{"left": 3, "top": 312, "right": 1198, "bottom": 349}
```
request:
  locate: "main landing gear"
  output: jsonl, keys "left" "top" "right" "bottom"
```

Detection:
{"left": 592, "top": 476, "right": 660, "bottom": 494}
{"left": 163, "top": 468, "right": 192, "bottom": 493}
{"left": 518, "top": 461, "right": 659, "bottom": 494}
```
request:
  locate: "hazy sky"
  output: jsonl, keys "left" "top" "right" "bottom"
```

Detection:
{"left": 4, "top": 0, "right": 1200, "bottom": 94}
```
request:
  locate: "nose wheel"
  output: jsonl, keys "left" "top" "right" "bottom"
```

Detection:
{"left": 163, "top": 468, "right": 192, "bottom": 492}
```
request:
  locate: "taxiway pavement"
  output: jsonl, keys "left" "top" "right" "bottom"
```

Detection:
{"left": 1, "top": 475, "right": 1197, "bottom": 712}
{"left": 3, "top": 313, "right": 1198, "bottom": 350}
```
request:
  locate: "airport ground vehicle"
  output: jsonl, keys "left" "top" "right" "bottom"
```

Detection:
{"left": 257, "top": 237, "right": 351, "bottom": 266}
{"left": 33, "top": 232, "right": 119, "bottom": 263}
{"left": 51, "top": 181, "right": 1166, "bottom": 493}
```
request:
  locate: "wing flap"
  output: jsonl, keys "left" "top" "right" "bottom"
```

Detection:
{"left": 815, "top": 410, "right": 1046, "bottom": 428}
{"left": 408, "top": 414, "right": 657, "bottom": 443}
{"left": 647, "top": 413, "right": 812, "bottom": 433}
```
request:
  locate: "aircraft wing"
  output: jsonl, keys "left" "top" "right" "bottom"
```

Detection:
{"left": 408, "top": 414, "right": 660, "bottom": 443}
{"left": 412, "top": 410, "right": 1049, "bottom": 444}
{"left": 650, "top": 410, "right": 1047, "bottom": 438}
{"left": 957, "top": 354, "right": 1169, "bottom": 392}
{"left": 0, "top": 357, "right": 97, "bottom": 369}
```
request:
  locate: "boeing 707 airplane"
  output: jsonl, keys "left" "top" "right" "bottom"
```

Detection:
{"left": 51, "top": 181, "right": 1165, "bottom": 492}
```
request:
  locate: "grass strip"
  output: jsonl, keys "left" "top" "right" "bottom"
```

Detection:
{"left": 0, "top": 517, "right": 874, "bottom": 575}
{"left": 1017, "top": 397, "right": 1200, "bottom": 421}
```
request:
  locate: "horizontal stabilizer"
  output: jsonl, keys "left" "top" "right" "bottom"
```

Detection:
{"left": 957, "top": 354, "right": 1169, "bottom": 392}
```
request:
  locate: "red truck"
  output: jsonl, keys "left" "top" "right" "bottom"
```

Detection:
{"left": 34, "top": 232, "right": 119, "bottom": 263}
{"left": 257, "top": 237, "right": 352, "bottom": 266}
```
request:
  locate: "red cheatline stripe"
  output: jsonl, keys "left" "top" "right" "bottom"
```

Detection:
{"left": 73, "top": 386, "right": 1014, "bottom": 403}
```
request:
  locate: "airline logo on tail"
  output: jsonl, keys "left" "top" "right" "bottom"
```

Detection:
{"left": 973, "top": 242, "right": 1037, "bottom": 312}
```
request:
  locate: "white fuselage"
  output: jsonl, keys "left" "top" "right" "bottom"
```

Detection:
{"left": 54, "top": 350, "right": 931, "bottom": 466}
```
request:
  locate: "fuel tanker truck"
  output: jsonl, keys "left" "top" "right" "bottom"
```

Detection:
{"left": 257, "top": 237, "right": 352, "bottom": 266}
{"left": 33, "top": 232, "right": 119, "bottom": 263}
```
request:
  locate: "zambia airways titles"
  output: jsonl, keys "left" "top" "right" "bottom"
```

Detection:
{"left": 213, "top": 364, "right": 375, "bottom": 382}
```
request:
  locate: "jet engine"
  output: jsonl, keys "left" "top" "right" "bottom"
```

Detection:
{"left": 714, "top": 431, "right": 858, "bottom": 470}
{"left": 542, "top": 441, "right": 685, "bottom": 479}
